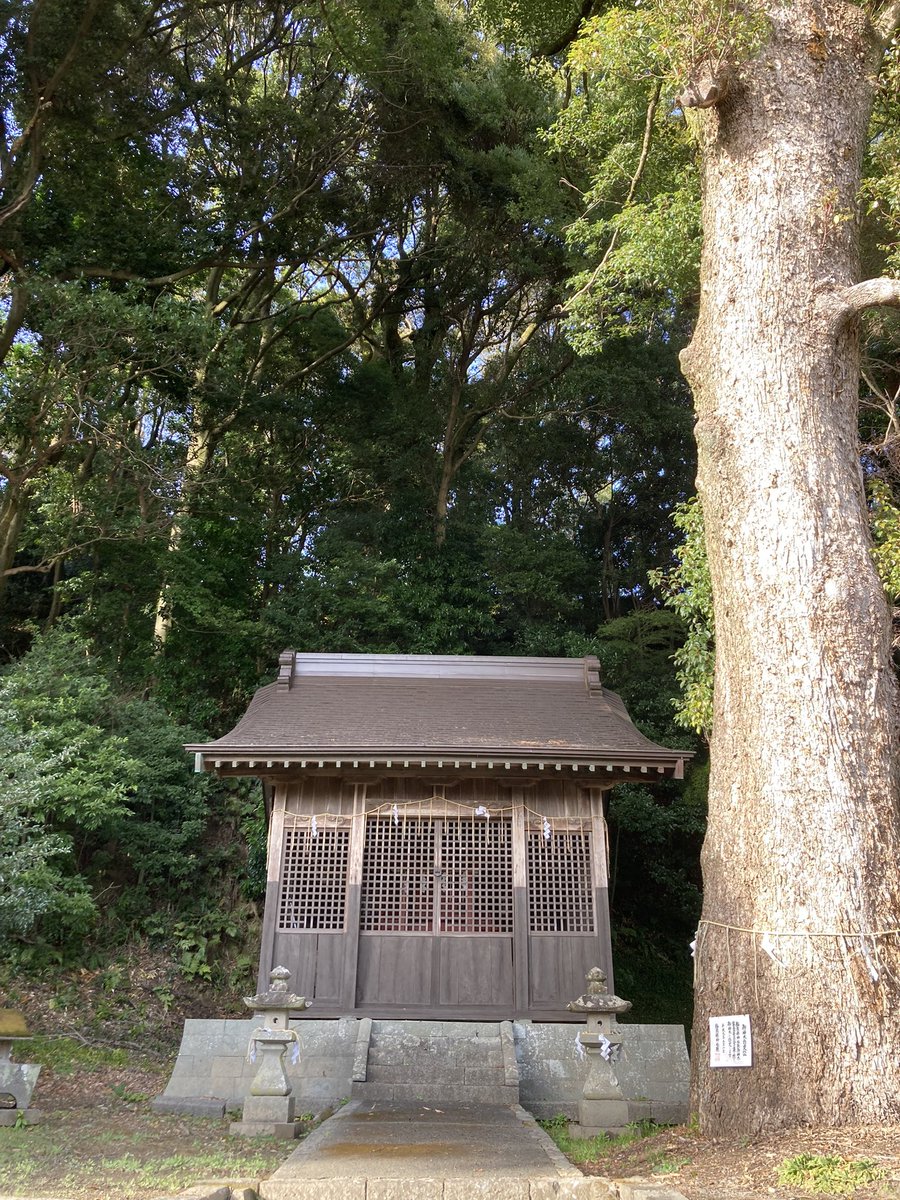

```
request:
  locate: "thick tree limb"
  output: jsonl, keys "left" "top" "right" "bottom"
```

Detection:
{"left": 0, "top": 283, "right": 26, "bottom": 365}
{"left": 539, "top": 0, "right": 604, "bottom": 57}
{"left": 833, "top": 277, "right": 900, "bottom": 324}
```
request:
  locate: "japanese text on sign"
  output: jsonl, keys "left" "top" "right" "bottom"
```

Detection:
{"left": 709, "top": 1015, "right": 752, "bottom": 1067}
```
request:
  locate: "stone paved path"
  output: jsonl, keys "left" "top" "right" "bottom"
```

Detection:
{"left": 258, "top": 1100, "right": 599, "bottom": 1199}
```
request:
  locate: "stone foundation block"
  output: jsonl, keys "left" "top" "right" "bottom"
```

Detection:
{"left": 242, "top": 1094, "right": 295, "bottom": 1123}
{"left": 259, "top": 1177, "right": 367, "bottom": 1200}
{"left": 367, "top": 1181, "right": 444, "bottom": 1200}
{"left": 151, "top": 1096, "right": 226, "bottom": 1118}
{"left": 464, "top": 1066, "right": 507, "bottom": 1085}
{"left": 0, "top": 1107, "right": 42, "bottom": 1126}
{"left": 529, "top": 1180, "right": 614, "bottom": 1199}
{"left": 230, "top": 1119, "right": 300, "bottom": 1139}
{"left": 649, "top": 1102, "right": 689, "bottom": 1125}
{"left": 444, "top": 1180, "right": 529, "bottom": 1200}
{"left": 608, "top": 1181, "right": 689, "bottom": 1200}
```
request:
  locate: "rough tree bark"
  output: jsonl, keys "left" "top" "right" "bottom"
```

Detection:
{"left": 680, "top": 0, "right": 900, "bottom": 1134}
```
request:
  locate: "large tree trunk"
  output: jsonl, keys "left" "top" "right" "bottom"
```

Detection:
{"left": 681, "top": 0, "right": 900, "bottom": 1134}
{"left": 0, "top": 479, "right": 29, "bottom": 603}
{"left": 152, "top": 424, "right": 214, "bottom": 647}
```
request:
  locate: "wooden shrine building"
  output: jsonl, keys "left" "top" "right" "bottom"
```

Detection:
{"left": 188, "top": 652, "right": 691, "bottom": 1021}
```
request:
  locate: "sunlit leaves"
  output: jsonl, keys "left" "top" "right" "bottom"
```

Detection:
{"left": 650, "top": 496, "right": 714, "bottom": 737}
{"left": 870, "top": 477, "right": 900, "bottom": 600}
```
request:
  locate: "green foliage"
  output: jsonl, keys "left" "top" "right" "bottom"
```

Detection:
{"left": 471, "top": 0, "right": 589, "bottom": 53}
{"left": 138, "top": 904, "right": 250, "bottom": 985}
{"left": 650, "top": 498, "right": 714, "bottom": 736}
{"left": 863, "top": 48, "right": 900, "bottom": 277}
{"left": 776, "top": 1153, "right": 886, "bottom": 1195}
{"left": 645, "top": 0, "right": 768, "bottom": 82}
{"left": 539, "top": 1116, "right": 665, "bottom": 1164}
{"left": 0, "top": 714, "right": 94, "bottom": 940}
{"left": 0, "top": 628, "right": 141, "bottom": 832}
{"left": 870, "top": 477, "right": 900, "bottom": 600}
{"left": 546, "top": 7, "right": 701, "bottom": 343}
{"left": 0, "top": 628, "right": 234, "bottom": 960}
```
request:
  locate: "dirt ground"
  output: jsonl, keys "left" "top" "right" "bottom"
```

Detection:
{"left": 0, "top": 1057, "right": 294, "bottom": 1200}
{"left": 586, "top": 1122, "right": 900, "bottom": 1199}
{"left": 4, "top": 1056, "right": 900, "bottom": 1199}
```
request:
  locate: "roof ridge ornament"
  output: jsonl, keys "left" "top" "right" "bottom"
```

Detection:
{"left": 277, "top": 650, "right": 296, "bottom": 689}
{"left": 583, "top": 655, "right": 602, "bottom": 695}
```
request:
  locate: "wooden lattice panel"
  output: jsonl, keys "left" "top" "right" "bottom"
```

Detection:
{"left": 278, "top": 825, "right": 349, "bottom": 931}
{"left": 527, "top": 829, "right": 594, "bottom": 933}
{"left": 361, "top": 816, "right": 436, "bottom": 932}
{"left": 440, "top": 818, "right": 512, "bottom": 933}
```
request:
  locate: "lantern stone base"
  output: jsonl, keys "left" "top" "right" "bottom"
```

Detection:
{"left": 230, "top": 1118, "right": 300, "bottom": 1139}
{"left": 569, "top": 1098, "right": 652, "bottom": 1137}
{"left": 230, "top": 1092, "right": 300, "bottom": 1138}
{"left": 0, "top": 1107, "right": 42, "bottom": 1126}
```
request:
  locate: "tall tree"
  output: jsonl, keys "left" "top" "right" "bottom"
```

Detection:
{"left": 486, "top": 0, "right": 900, "bottom": 1132}
{"left": 675, "top": 0, "right": 900, "bottom": 1134}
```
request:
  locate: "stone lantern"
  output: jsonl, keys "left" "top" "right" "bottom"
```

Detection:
{"left": 567, "top": 967, "right": 634, "bottom": 1135}
{"left": 230, "top": 966, "right": 309, "bottom": 1139}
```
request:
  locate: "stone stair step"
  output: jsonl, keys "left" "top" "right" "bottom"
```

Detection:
{"left": 349, "top": 1019, "right": 520, "bottom": 1106}
{"left": 351, "top": 1081, "right": 517, "bottom": 1106}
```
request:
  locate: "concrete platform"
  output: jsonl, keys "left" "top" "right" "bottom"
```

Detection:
{"left": 154, "top": 1018, "right": 690, "bottom": 1125}
{"left": 259, "top": 1100, "right": 607, "bottom": 1199}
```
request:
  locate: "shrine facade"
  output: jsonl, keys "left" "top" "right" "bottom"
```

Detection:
{"left": 188, "top": 652, "right": 691, "bottom": 1021}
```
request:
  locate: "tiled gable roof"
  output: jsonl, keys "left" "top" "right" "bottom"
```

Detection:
{"left": 188, "top": 652, "right": 691, "bottom": 772}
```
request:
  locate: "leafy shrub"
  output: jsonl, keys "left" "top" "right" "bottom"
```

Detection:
{"left": 776, "top": 1153, "right": 886, "bottom": 1195}
{"left": 0, "top": 627, "right": 226, "bottom": 959}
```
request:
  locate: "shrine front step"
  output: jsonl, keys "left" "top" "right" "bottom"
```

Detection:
{"left": 350, "top": 1019, "right": 519, "bottom": 1107}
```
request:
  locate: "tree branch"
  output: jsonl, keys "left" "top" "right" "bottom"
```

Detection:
{"left": 565, "top": 79, "right": 662, "bottom": 311}
{"left": 834, "top": 277, "right": 900, "bottom": 323}
{"left": 0, "top": 282, "right": 27, "bottom": 366}
{"left": 875, "top": 0, "right": 900, "bottom": 44}
{"left": 538, "top": 0, "right": 603, "bottom": 57}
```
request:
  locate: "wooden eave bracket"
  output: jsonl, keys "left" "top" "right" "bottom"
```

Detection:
{"left": 191, "top": 751, "right": 692, "bottom": 778}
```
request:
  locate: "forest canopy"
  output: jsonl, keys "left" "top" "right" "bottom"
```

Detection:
{"left": 1, "top": 0, "right": 898, "bottom": 1075}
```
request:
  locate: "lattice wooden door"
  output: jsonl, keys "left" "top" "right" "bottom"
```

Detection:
{"left": 356, "top": 812, "right": 515, "bottom": 1009}
{"left": 360, "top": 814, "right": 513, "bottom": 933}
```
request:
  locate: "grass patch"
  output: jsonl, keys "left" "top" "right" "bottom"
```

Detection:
{"left": 96, "top": 1149, "right": 279, "bottom": 1191}
{"left": 647, "top": 1149, "right": 690, "bottom": 1175}
{"left": 776, "top": 1153, "right": 886, "bottom": 1195}
{"left": 539, "top": 1115, "right": 663, "bottom": 1165}
{"left": 0, "top": 1109, "right": 291, "bottom": 1199}
{"left": 23, "top": 1035, "right": 131, "bottom": 1073}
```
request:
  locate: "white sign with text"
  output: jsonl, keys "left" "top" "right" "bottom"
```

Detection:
{"left": 709, "top": 1015, "right": 752, "bottom": 1067}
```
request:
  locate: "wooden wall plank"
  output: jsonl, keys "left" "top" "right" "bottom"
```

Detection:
{"left": 437, "top": 937, "right": 514, "bottom": 1007}
{"left": 356, "top": 935, "right": 433, "bottom": 1005}
{"left": 257, "top": 788, "right": 287, "bottom": 989}
{"left": 528, "top": 933, "right": 600, "bottom": 1007}
{"left": 313, "top": 933, "right": 345, "bottom": 1002}
{"left": 271, "top": 931, "right": 317, "bottom": 995}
